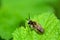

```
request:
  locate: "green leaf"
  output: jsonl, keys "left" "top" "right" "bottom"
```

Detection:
{"left": 0, "top": 0, "right": 60, "bottom": 40}
{"left": 12, "top": 13, "right": 60, "bottom": 40}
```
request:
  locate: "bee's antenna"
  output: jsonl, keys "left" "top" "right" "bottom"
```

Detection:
{"left": 29, "top": 13, "right": 30, "bottom": 20}
{"left": 25, "top": 13, "right": 30, "bottom": 21}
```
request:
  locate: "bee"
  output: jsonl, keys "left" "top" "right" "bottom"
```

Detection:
{"left": 28, "top": 20, "right": 44, "bottom": 33}
{"left": 26, "top": 14, "right": 44, "bottom": 33}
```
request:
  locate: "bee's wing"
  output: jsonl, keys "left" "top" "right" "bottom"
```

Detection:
{"left": 34, "top": 24, "right": 44, "bottom": 33}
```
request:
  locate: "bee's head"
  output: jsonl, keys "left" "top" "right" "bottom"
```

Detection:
{"left": 28, "top": 20, "right": 36, "bottom": 25}
{"left": 28, "top": 20, "right": 33, "bottom": 25}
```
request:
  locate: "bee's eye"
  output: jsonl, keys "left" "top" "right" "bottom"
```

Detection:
{"left": 28, "top": 20, "right": 33, "bottom": 24}
{"left": 28, "top": 22, "right": 30, "bottom": 24}
{"left": 28, "top": 21, "right": 32, "bottom": 24}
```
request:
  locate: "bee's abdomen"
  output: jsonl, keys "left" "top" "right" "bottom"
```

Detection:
{"left": 37, "top": 28, "right": 44, "bottom": 33}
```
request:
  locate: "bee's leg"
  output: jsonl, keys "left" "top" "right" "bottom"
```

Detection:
{"left": 30, "top": 25, "right": 34, "bottom": 31}
{"left": 29, "top": 25, "right": 33, "bottom": 31}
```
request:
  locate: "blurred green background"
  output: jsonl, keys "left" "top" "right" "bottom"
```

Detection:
{"left": 0, "top": 0, "right": 60, "bottom": 40}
